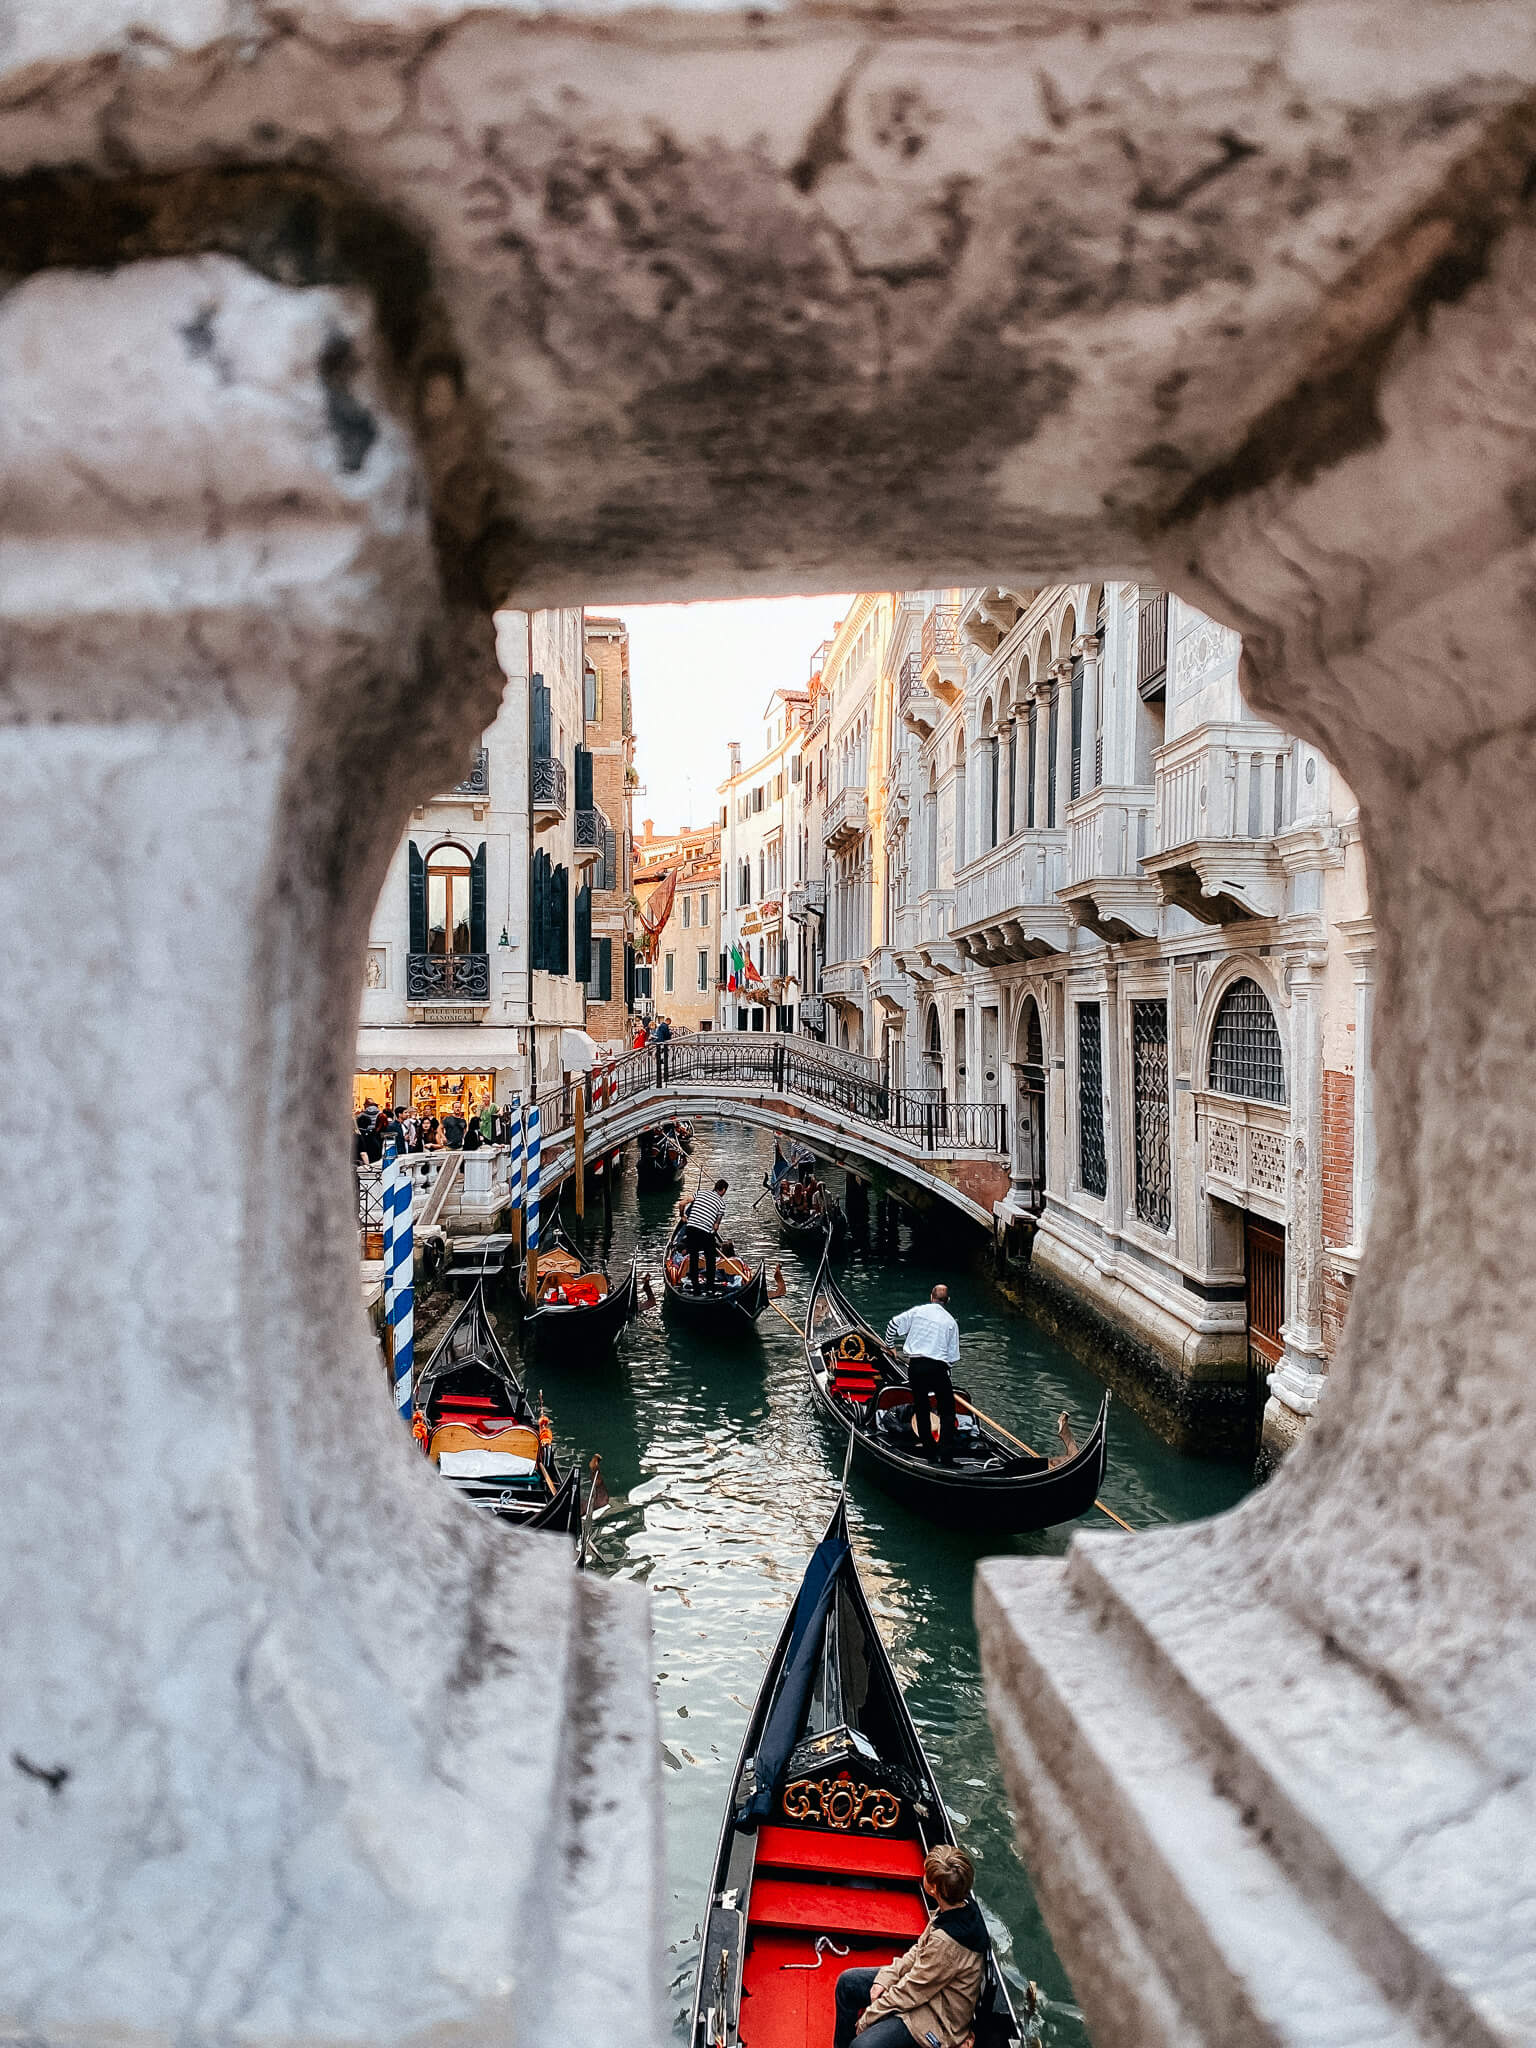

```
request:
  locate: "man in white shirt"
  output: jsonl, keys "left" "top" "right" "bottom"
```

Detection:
{"left": 885, "top": 1285, "right": 961, "bottom": 1463}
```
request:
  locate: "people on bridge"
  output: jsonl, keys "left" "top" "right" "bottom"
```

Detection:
{"left": 631, "top": 1019, "right": 650, "bottom": 1049}
{"left": 884, "top": 1285, "right": 961, "bottom": 1464}
{"left": 832, "top": 1844, "right": 988, "bottom": 2048}
{"left": 682, "top": 1178, "right": 729, "bottom": 1294}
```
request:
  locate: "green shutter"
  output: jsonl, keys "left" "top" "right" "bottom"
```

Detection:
{"left": 598, "top": 938, "right": 612, "bottom": 1001}
{"left": 574, "top": 883, "right": 592, "bottom": 984}
{"left": 470, "top": 842, "right": 487, "bottom": 953}
{"left": 532, "top": 675, "right": 551, "bottom": 757}
{"left": 408, "top": 842, "right": 427, "bottom": 953}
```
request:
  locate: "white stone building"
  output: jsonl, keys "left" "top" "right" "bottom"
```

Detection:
{"left": 355, "top": 606, "right": 596, "bottom": 1112}
{"left": 717, "top": 689, "right": 808, "bottom": 1031}
{"left": 880, "top": 585, "right": 1372, "bottom": 1464}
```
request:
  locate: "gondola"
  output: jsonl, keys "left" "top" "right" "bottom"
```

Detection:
{"left": 766, "top": 1140, "right": 846, "bottom": 1252}
{"left": 411, "top": 1288, "right": 587, "bottom": 1540}
{"left": 518, "top": 1220, "right": 640, "bottom": 1360}
{"left": 636, "top": 1124, "right": 688, "bottom": 1189}
{"left": 691, "top": 1495, "right": 1021, "bottom": 2048}
{"left": 802, "top": 1249, "right": 1110, "bottom": 1533}
{"left": 662, "top": 1212, "right": 770, "bottom": 1329}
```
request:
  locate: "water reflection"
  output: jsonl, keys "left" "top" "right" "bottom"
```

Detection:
{"left": 500, "top": 1120, "right": 1251, "bottom": 2046}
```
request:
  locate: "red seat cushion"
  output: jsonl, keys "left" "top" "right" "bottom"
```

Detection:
{"left": 739, "top": 1930, "right": 907, "bottom": 2048}
{"left": 748, "top": 1876, "right": 927, "bottom": 1940}
{"left": 755, "top": 1826, "right": 926, "bottom": 1884}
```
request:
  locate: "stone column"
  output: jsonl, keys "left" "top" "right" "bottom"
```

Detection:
{"left": 0, "top": 260, "right": 660, "bottom": 2047}
{"left": 1264, "top": 947, "right": 1328, "bottom": 1448}
{"left": 1072, "top": 632, "right": 1102, "bottom": 792}
{"left": 1340, "top": 917, "right": 1378, "bottom": 1249}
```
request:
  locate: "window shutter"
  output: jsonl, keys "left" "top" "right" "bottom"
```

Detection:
{"left": 574, "top": 883, "right": 592, "bottom": 984}
{"left": 624, "top": 943, "right": 635, "bottom": 1007}
{"left": 408, "top": 842, "right": 427, "bottom": 953}
{"left": 469, "top": 842, "right": 487, "bottom": 953}
{"left": 601, "top": 826, "right": 616, "bottom": 893}
{"left": 532, "top": 674, "right": 551, "bottom": 757}
{"left": 574, "top": 745, "right": 593, "bottom": 809}
{"left": 598, "top": 938, "right": 612, "bottom": 1002}
{"left": 554, "top": 865, "right": 569, "bottom": 976}
{"left": 529, "top": 850, "right": 545, "bottom": 971}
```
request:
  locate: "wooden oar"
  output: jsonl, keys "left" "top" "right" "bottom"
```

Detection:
{"left": 951, "top": 1395, "right": 1135, "bottom": 1533}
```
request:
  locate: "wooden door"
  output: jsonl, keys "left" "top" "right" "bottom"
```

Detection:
{"left": 1245, "top": 1216, "right": 1286, "bottom": 1368}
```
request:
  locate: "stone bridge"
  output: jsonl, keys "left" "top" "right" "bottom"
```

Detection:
{"left": 537, "top": 1035, "right": 1011, "bottom": 1229}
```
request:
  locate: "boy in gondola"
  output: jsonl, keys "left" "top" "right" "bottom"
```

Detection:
{"left": 832, "top": 1844, "right": 988, "bottom": 2048}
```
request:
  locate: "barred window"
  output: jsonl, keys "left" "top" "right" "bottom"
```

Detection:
{"left": 1209, "top": 977, "right": 1286, "bottom": 1104}
{"left": 1077, "top": 1002, "right": 1107, "bottom": 1197}
{"left": 1132, "top": 999, "right": 1172, "bottom": 1230}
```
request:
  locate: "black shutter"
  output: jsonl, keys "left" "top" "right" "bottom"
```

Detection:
{"left": 532, "top": 674, "right": 551, "bottom": 757}
{"left": 1046, "top": 687, "right": 1059, "bottom": 829}
{"left": 530, "top": 849, "right": 547, "bottom": 971}
{"left": 601, "top": 826, "right": 616, "bottom": 893}
{"left": 1026, "top": 703, "right": 1038, "bottom": 829}
{"left": 574, "top": 746, "right": 593, "bottom": 810}
{"left": 574, "top": 883, "right": 592, "bottom": 984}
{"left": 597, "top": 938, "right": 612, "bottom": 1001}
{"left": 1070, "top": 659, "right": 1084, "bottom": 803}
{"left": 469, "top": 842, "right": 487, "bottom": 953}
{"left": 719, "top": 950, "right": 727, "bottom": 986}
{"left": 624, "top": 943, "right": 635, "bottom": 1006}
{"left": 554, "top": 865, "right": 569, "bottom": 976}
{"left": 408, "top": 842, "right": 427, "bottom": 953}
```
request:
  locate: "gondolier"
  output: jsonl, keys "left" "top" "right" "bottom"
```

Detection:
{"left": 885, "top": 1285, "right": 961, "bottom": 1464}
{"left": 682, "top": 1178, "right": 729, "bottom": 1294}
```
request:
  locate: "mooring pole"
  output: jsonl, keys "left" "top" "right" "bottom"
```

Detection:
{"left": 574, "top": 1074, "right": 586, "bottom": 1221}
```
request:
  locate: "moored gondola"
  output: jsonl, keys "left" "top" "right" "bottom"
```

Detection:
{"left": 636, "top": 1124, "right": 689, "bottom": 1189}
{"left": 518, "top": 1221, "right": 640, "bottom": 1360}
{"left": 691, "top": 1495, "right": 1021, "bottom": 2048}
{"left": 766, "top": 1140, "right": 846, "bottom": 1252}
{"left": 411, "top": 1288, "right": 587, "bottom": 1540}
{"left": 802, "top": 1250, "right": 1109, "bottom": 1534}
{"left": 662, "top": 1212, "right": 770, "bottom": 1329}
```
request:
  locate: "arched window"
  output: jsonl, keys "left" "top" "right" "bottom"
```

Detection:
{"left": 426, "top": 841, "right": 475, "bottom": 955}
{"left": 1209, "top": 977, "right": 1286, "bottom": 1104}
{"left": 1022, "top": 996, "right": 1044, "bottom": 1072}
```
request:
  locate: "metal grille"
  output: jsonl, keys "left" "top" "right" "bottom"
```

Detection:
{"left": 1132, "top": 999, "right": 1171, "bottom": 1230}
{"left": 1209, "top": 977, "right": 1287, "bottom": 1103}
{"left": 1077, "top": 1001, "right": 1107, "bottom": 1196}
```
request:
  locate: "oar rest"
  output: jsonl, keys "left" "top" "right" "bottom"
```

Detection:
{"left": 429, "top": 1420, "right": 540, "bottom": 1465}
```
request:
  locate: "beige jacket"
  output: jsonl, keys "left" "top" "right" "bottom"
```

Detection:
{"left": 864, "top": 1911, "right": 986, "bottom": 2048}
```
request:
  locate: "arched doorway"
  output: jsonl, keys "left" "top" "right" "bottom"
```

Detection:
{"left": 1014, "top": 995, "right": 1047, "bottom": 1211}
{"left": 924, "top": 1005, "right": 944, "bottom": 1093}
{"left": 1206, "top": 974, "right": 1290, "bottom": 1431}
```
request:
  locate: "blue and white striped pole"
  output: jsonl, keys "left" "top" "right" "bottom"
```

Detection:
{"left": 507, "top": 1094, "right": 524, "bottom": 1221}
{"left": 525, "top": 1101, "right": 542, "bottom": 1255}
{"left": 384, "top": 1140, "right": 415, "bottom": 1419}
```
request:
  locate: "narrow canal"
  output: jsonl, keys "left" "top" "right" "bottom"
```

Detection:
{"left": 495, "top": 1120, "right": 1253, "bottom": 2047}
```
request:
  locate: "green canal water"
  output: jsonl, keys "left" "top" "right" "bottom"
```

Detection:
{"left": 497, "top": 1119, "right": 1253, "bottom": 2047}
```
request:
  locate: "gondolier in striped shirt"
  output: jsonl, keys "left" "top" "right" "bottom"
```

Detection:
{"left": 681, "top": 1179, "right": 729, "bottom": 1294}
{"left": 885, "top": 1285, "right": 961, "bottom": 1464}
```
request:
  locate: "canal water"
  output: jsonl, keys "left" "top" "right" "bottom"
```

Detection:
{"left": 498, "top": 1119, "right": 1253, "bottom": 2047}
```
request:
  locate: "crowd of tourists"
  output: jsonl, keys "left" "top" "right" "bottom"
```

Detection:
{"left": 354, "top": 1100, "right": 518, "bottom": 1164}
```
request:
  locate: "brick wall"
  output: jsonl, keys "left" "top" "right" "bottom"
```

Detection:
{"left": 1321, "top": 1067, "right": 1354, "bottom": 1248}
{"left": 583, "top": 619, "right": 633, "bottom": 1046}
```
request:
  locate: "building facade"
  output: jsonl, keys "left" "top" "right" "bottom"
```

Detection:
{"left": 355, "top": 606, "right": 595, "bottom": 1112}
{"left": 717, "top": 691, "right": 809, "bottom": 1031}
{"left": 581, "top": 615, "right": 636, "bottom": 1050}
{"left": 869, "top": 584, "right": 1370, "bottom": 1463}
{"left": 632, "top": 818, "right": 721, "bottom": 1033}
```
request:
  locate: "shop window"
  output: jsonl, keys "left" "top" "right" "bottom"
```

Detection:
{"left": 1210, "top": 978, "right": 1287, "bottom": 1104}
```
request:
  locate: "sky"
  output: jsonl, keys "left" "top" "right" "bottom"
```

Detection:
{"left": 603, "top": 595, "right": 854, "bottom": 836}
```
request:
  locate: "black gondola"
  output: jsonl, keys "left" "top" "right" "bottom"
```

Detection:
{"left": 802, "top": 1250, "right": 1110, "bottom": 1533}
{"left": 518, "top": 1220, "right": 640, "bottom": 1360}
{"left": 412, "top": 1289, "right": 586, "bottom": 1540}
{"left": 690, "top": 1495, "right": 1021, "bottom": 2048}
{"left": 636, "top": 1125, "right": 688, "bottom": 1189}
{"left": 662, "top": 1212, "right": 770, "bottom": 1329}
{"left": 766, "top": 1140, "right": 846, "bottom": 1251}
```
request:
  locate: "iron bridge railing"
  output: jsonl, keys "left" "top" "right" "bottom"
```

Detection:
{"left": 541, "top": 1034, "right": 1006, "bottom": 1158}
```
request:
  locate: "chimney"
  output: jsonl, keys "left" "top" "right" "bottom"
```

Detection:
{"left": 642, "top": 818, "right": 653, "bottom": 839}
{"left": 728, "top": 741, "right": 741, "bottom": 776}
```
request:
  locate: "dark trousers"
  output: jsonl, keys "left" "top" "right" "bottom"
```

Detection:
{"left": 684, "top": 1225, "right": 717, "bottom": 1292}
{"left": 832, "top": 1969, "right": 916, "bottom": 2048}
{"left": 909, "top": 1357, "right": 958, "bottom": 1461}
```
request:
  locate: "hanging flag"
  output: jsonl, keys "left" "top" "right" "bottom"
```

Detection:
{"left": 525, "top": 1101, "right": 542, "bottom": 1253}
{"left": 382, "top": 1140, "right": 414, "bottom": 1421}
{"left": 507, "top": 1093, "right": 524, "bottom": 1217}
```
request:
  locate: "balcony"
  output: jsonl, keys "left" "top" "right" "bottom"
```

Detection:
{"left": 431, "top": 746, "right": 489, "bottom": 804}
{"left": 788, "top": 878, "right": 826, "bottom": 921}
{"left": 406, "top": 952, "right": 490, "bottom": 1006}
{"left": 1059, "top": 784, "right": 1160, "bottom": 942}
{"left": 1143, "top": 725, "right": 1289, "bottom": 923}
{"left": 951, "top": 834, "right": 1072, "bottom": 962}
{"left": 574, "top": 803, "right": 608, "bottom": 867}
{"left": 869, "top": 946, "right": 908, "bottom": 1015}
{"left": 920, "top": 603, "right": 965, "bottom": 702}
{"left": 531, "top": 753, "right": 567, "bottom": 825}
{"left": 898, "top": 651, "right": 939, "bottom": 736}
{"left": 823, "top": 785, "right": 868, "bottom": 849}
{"left": 798, "top": 996, "right": 826, "bottom": 1035}
{"left": 820, "top": 960, "right": 866, "bottom": 1000}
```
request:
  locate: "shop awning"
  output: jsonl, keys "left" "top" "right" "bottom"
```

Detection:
{"left": 355, "top": 1026, "right": 523, "bottom": 1066}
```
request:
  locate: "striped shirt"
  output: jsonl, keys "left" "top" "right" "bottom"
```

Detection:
{"left": 687, "top": 1191, "right": 727, "bottom": 1235}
